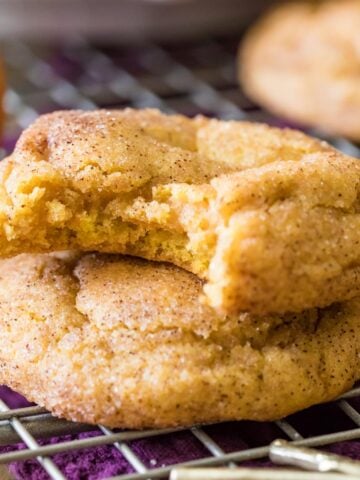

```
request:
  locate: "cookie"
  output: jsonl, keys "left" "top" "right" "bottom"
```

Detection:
{"left": 0, "top": 253, "right": 359, "bottom": 428}
{"left": 1, "top": 109, "right": 360, "bottom": 315}
{"left": 240, "top": 1, "right": 360, "bottom": 140}
{"left": 0, "top": 59, "right": 5, "bottom": 137}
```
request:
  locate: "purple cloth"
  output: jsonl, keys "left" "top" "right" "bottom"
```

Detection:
{"left": 2, "top": 386, "right": 360, "bottom": 480}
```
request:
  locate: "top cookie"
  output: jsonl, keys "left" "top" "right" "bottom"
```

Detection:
{"left": 1, "top": 108, "right": 360, "bottom": 315}
{"left": 240, "top": 0, "right": 360, "bottom": 140}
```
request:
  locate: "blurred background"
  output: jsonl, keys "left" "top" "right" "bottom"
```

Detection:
{"left": 0, "top": 0, "right": 271, "bottom": 41}
{"left": 0, "top": 0, "right": 282, "bottom": 155}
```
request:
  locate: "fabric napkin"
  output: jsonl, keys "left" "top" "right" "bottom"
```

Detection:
{"left": 1, "top": 385, "right": 360, "bottom": 480}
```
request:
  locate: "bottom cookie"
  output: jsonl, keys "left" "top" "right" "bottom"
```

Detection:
{"left": 0, "top": 253, "right": 359, "bottom": 429}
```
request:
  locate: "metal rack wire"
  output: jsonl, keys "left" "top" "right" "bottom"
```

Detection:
{"left": 0, "top": 36, "right": 360, "bottom": 480}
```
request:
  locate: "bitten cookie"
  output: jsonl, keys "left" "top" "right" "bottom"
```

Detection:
{"left": 240, "top": 0, "right": 360, "bottom": 140}
{"left": 1, "top": 109, "right": 360, "bottom": 315}
{"left": 0, "top": 253, "right": 359, "bottom": 428}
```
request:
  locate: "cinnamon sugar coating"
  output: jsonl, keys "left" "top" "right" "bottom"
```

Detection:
{"left": 0, "top": 253, "right": 359, "bottom": 428}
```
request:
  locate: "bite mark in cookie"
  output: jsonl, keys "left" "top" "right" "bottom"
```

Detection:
{"left": 0, "top": 109, "right": 360, "bottom": 314}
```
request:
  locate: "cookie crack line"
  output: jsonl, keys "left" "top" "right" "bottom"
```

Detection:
{"left": 1, "top": 108, "right": 360, "bottom": 315}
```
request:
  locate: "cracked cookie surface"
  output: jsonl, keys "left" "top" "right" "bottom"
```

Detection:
{"left": 240, "top": 0, "right": 360, "bottom": 140}
{"left": 0, "top": 253, "right": 359, "bottom": 428}
{"left": 1, "top": 109, "right": 360, "bottom": 314}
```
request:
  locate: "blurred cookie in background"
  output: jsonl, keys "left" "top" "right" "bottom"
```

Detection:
{"left": 239, "top": 1, "right": 360, "bottom": 141}
{"left": 0, "top": 59, "right": 5, "bottom": 139}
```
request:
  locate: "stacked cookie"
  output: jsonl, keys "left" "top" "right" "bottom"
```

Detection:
{"left": 0, "top": 108, "right": 360, "bottom": 428}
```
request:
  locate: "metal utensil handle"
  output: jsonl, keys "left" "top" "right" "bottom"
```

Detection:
{"left": 170, "top": 467, "right": 355, "bottom": 480}
{"left": 270, "top": 439, "right": 360, "bottom": 476}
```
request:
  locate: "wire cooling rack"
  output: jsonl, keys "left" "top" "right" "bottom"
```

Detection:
{"left": 1, "top": 36, "right": 360, "bottom": 480}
